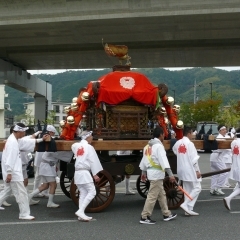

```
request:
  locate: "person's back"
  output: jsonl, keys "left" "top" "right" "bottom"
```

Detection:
{"left": 172, "top": 126, "right": 201, "bottom": 216}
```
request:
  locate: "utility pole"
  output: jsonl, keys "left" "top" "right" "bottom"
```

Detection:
{"left": 209, "top": 82, "right": 213, "bottom": 99}
{"left": 172, "top": 90, "right": 176, "bottom": 103}
{"left": 193, "top": 79, "right": 201, "bottom": 104}
{"left": 45, "top": 81, "right": 49, "bottom": 122}
{"left": 210, "top": 82, "right": 213, "bottom": 121}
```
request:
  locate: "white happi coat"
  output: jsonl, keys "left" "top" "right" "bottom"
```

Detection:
{"left": 20, "top": 135, "right": 33, "bottom": 166}
{"left": 210, "top": 134, "right": 232, "bottom": 163}
{"left": 72, "top": 140, "right": 103, "bottom": 184}
{"left": 1, "top": 134, "right": 36, "bottom": 182}
{"left": 20, "top": 152, "right": 29, "bottom": 166}
{"left": 139, "top": 138, "right": 170, "bottom": 180}
{"left": 39, "top": 151, "right": 73, "bottom": 177}
{"left": 229, "top": 138, "right": 240, "bottom": 181}
{"left": 172, "top": 136, "right": 201, "bottom": 182}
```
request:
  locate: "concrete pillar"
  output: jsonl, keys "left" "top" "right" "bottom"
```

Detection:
{"left": 0, "top": 85, "right": 5, "bottom": 138}
{"left": 34, "top": 97, "right": 46, "bottom": 123}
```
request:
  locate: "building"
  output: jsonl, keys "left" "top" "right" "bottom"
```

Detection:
{"left": 23, "top": 101, "right": 70, "bottom": 128}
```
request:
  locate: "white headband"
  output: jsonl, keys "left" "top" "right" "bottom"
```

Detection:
{"left": 219, "top": 126, "right": 226, "bottom": 131}
{"left": 81, "top": 131, "right": 93, "bottom": 140}
{"left": 13, "top": 125, "right": 29, "bottom": 132}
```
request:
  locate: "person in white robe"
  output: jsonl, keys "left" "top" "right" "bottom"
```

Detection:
{"left": 28, "top": 151, "right": 72, "bottom": 208}
{"left": 0, "top": 148, "right": 11, "bottom": 207}
{"left": 0, "top": 123, "right": 48, "bottom": 220}
{"left": 32, "top": 125, "right": 57, "bottom": 198}
{"left": 2, "top": 127, "right": 41, "bottom": 207}
{"left": 210, "top": 125, "right": 232, "bottom": 195}
{"left": 139, "top": 126, "right": 177, "bottom": 224}
{"left": 72, "top": 131, "right": 103, "bottom": 221}
{"left": 172, "top": 126, "right": 202, "bottom": 216}
{"left": 223, "top": 128, "right": 240, "bottom": 210}
{"left": 116, "top": 150, "right": 135, "bottom": 195}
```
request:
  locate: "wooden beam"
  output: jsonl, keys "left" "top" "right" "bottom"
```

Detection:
{"left": 0, "top": 139, "right": 232, "bottom": 151}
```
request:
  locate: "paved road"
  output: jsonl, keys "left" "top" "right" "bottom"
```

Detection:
{"left": 0, "top": 153, "right": 239, "bottom": 240}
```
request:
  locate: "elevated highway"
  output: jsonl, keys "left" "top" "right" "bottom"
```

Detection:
{"left": 0, "top": 0, "right": 240, "bottom": 69}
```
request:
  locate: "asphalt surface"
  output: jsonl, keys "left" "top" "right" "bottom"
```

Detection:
{"left": 0, "top": 153, "right": 239, "bottom": 240}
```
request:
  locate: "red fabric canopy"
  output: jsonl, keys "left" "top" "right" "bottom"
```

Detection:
{"left": 97, "top": 71, "right": 158, "bottom": 106}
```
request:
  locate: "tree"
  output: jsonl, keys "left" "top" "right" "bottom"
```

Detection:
{"left": 178, "top": 98, "right": 222, "bottom": 127}
{"left": 178, "top": 103, "right": 194, "bottom": 126}
{"left": 46, "top": 110, "right": 56, "bottom": 125}
{"left": 216, "top": 100, "right": 240, "bottom": 128}
{"left": 192, "top": 99, "right": 222, "bottom": 124}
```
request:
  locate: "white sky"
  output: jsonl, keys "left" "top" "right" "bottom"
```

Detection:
{"left": 28, "top": 67, "right": 240, "bottom": 75}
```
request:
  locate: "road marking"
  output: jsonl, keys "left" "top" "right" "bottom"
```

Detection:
{"left": 230, "top": 211, "right": 240, "bottom": 214}
{"left": 0, "top": 220, "right": 77, "bottom": 226}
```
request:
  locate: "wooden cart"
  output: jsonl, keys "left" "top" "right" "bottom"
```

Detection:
{"left": 54, "top": 138, "right": 232, "bottom": 213}
{"left": 0, "top": 66, "right": 232, "bottom": 213}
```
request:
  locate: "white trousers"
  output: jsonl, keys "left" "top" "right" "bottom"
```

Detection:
{"left": 224, "top": 163, "right": 232, "bottom": 185}
{"left": 0, "top": 181, "right": 30, "bottom": 218}
{"left": 33, "top": 166, "right": 41, "bottom": 191}
{"left": 210, "top": 161, "right": 228, "bottom": 189}
{"left": 76, "top": 183, "right": 96, "bottom": 213}
{"left": 183, "top": 181, "right": 201, "bottom": 211}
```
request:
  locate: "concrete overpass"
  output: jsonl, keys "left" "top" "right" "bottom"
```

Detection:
{"left": 1, "top": 0, "right": 240, "bottom": 137}
{"left": 1, "top": 0, "right": 240, "bottom": 69}
{"left": 0, "top": 59, "right": 52, "bottom": 138}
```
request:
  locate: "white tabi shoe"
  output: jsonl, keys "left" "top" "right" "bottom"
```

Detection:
{"left": 29, "top": 199, "right": 40, "bottom": 206}
{"left": 75, "top": 210, "right": 92, "bottom": 221}
{"left": 0, "top": 206, "right": 5, "bottom": 210}
{"left": 2, "top": 201, "right": 11, "bottom": 207}
{"left": 188, "top": 210, "right": 199, "bottom": 216}
{"left": 223, "top": 197, "right": 231, "bottom": 210}
{"left": 126, "top": 190, "right": 135, "bottom": 195}
{"left": 78, "top": 216, "right": 93, "bottom": 222}
{"left": 223, "top": 183, "right": 232, "bottom": 188}
{"left": 180, "top": 203, "right": 192, "bottom": 215}
{"left": 214, "top": 189, "right": 225, "bottom": 195}
{"left": 19, "top": 215, "right": 35, "bottom": 220}
{"left": 47, "top": 202, "right": 60, "bottom": 208}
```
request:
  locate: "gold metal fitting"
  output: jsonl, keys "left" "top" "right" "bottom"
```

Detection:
{"left": 67, "top": 116, "right": 75, "bottom": 124}
{"left": 173, "top": 105, "right": 180, "bottom": 114}
{"left": 166, "top": 96, "right": 174, "bottom": 105}
{"left": 59, "top": 120, "right": 66, "bottom": 128}
{"left": 160, "top": 107, "right": 166, "bottom": 115}
{"left": 81, "top": 92, "right": 90, "bottom": 101}
{"left": 72, "top": 97, "right": 78, "bottom": 103}
{"left": 176, "top": 120, "right": 184, "bottom": 129}
{"left": 70, "top": 102, "right": 78, "bottom": 111}
{"left": 64, "top": 106, "right": 71, "bottom": 113}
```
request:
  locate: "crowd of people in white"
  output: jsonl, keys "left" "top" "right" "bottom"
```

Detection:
{"left": 0, "top": 123, "right": 239, "bottom": 222}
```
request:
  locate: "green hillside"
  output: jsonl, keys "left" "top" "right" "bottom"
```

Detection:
{"left": 5, "top": 67, "right": 240, "bottom": 117}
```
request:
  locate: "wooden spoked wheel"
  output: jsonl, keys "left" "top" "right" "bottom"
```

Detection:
{"left": 60, "top": 171, "right": 72, "bottom": 199}
{"left": 136, "top": 175, "right": 150, "bottom": 198}
{"left": 163, "top": 176, "right": 184, "bottom": 210}
{"left": 70, "top": 170, "right": 115, "bottom": 213}
{"left": 136, "top": 175, "right": 184, "bottom": 210}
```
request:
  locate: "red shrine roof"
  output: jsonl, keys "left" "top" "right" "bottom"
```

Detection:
{"left": 97, "top": 71, "right": 158, "bottom": 106}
